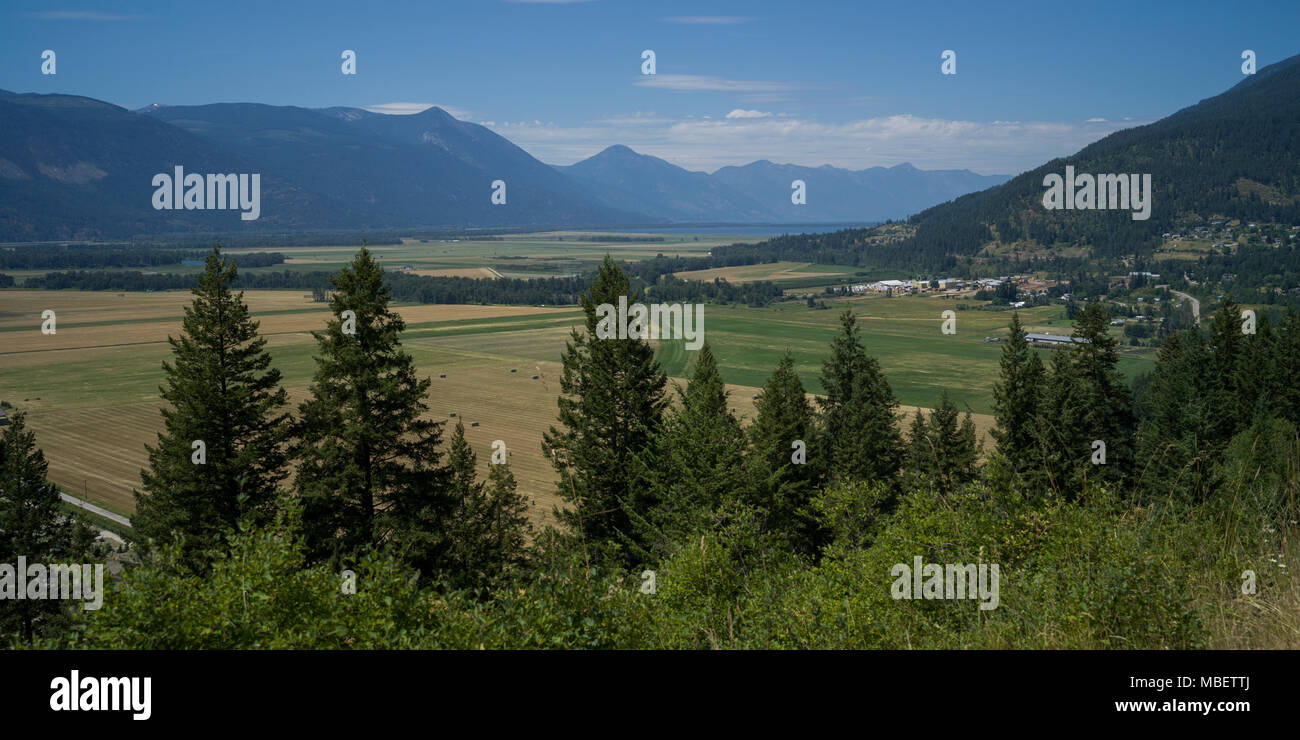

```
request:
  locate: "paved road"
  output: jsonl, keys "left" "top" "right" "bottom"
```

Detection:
{"left": 1170, "top": 290, "right": 1201, "bottom": 325}
{"left": 59, "top": 492, "right": 132, "bottom": 528}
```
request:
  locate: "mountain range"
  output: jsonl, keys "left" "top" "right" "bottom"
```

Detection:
{"left": 0, "top": 91, "right": 1009, "bottom": 241}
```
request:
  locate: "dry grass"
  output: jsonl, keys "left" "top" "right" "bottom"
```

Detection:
{"left": 1205, "top": 529, "right": 1300, "bottom": 649}
{"left": 407, "top": 267, "right": 499, "bottom": 279}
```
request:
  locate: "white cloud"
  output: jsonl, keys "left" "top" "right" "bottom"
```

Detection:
{"left": 362, "top": 102, "right": 473, "bottom": 119}
{"left": 662, "top": 16, "right": 754, "bottom": 24}
{"left": 634, "top": 74, "right": 796, "bottom": 93}
{"left": 498, "top": 112, "right": 1147, "bottom": 174}
{"left": 1086, "top": 117, "right": 1108, "bottom": 122}
{"left": 726, "top": 109, "right": 773, "bottom": 119}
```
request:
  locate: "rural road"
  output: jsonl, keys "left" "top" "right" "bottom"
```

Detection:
{"left": 59, "top": 492, "right": 131, "bottom": 529}
{"left": 1170, "top": 290, "right": 1200, "bottom": 325}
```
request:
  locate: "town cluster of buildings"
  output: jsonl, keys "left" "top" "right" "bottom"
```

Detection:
{"left": 851, "top": 276, "right": 1027, "bottom": 295}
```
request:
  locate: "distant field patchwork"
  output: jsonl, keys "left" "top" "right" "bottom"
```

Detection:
{"left": 1, "top": 287, "right": 1151, "bottom": 523}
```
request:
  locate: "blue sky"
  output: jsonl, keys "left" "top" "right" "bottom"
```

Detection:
{"left": 3, "top": 0, "right": 1298, "bottom": 174}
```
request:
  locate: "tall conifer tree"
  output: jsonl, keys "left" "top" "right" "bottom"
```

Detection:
{"left": 135, "top": 247, "right": 290, "bottom": 563}
{"left": 747, "top": 352, "right": 821, "bottom": 547}
{"left": 542, "top": 255, "right": 667, "bottom": 562}
{"left": 294, "top": 248, "right": 450, "bottom": 574}
{"left": 640, "top": 343, "right": 747, "bottom": 553}
{"left": 444, "top": 421, "right": 530, "bottom": 589}
{"left": 991, "top": 313, "right": 1045, "bottom": 469}
{"left": 818, "top": 309, "right": 902, "bottom": 485}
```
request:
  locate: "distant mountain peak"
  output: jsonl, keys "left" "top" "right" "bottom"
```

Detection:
{"left": 410, "top": 105, "right": 454, "bottom": 121}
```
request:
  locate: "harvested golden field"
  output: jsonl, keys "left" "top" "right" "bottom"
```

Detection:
{"left": 408, "top": 267, "right": 499, "bottom": 279}
{"left": 0, "top": 289, "right": 319, "bottom": 330}
{"left": 22, "top": 402, "right": 162, "bottom": 515}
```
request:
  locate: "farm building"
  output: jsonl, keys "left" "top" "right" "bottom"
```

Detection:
{"left": 867, "top": 279, "right": 912, "bottom": 293}
{"left": 1025, "top": 332, "right": 1089, "bottom": 346}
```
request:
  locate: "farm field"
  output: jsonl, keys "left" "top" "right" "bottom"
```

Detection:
{"left": 0, "top": 288, "right": 1153, "bottom": 524}
{"left": 233, "top": 231, "right": 750, "bottom": 278}
{"left": 1, "top": 231, "right": 761, "bottom": 286}
{"left": 671, "top": 261, "right": 859, "bottom": 284}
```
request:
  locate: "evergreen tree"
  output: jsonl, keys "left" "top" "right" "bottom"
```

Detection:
{"left": 746, "top": 352, "right": 821, "bottom": 548}
{"left": 444, "top": 421, "right": 531, "bottom": 590}
{"left": 991, "top": 313, "right": 1045, "bottom": 469}
{"left": 542, "top": 255, "right": 667, "bottom": 564}
{"left": 1070, "top": 303, "right": 1136, "bottom": 490}
{"left": 906, "top": 409, "right": 931, "bottom": 476}
{"left": 0, "top": 414, "right": 94, "bottom": 642}
{"left": 134, "top": 247, "right": 290, "bottom": 563}
{"left": 1276, "top": 308, "right": 1300, "bottom": 429}
{"left": 639, "top": 343, "right": 747, "bottom": 555}
{"left": 1031, "top": 305, "right": 1135, "bottom": 497}
{"left": 929, "top": 393, "right": 980, "bottom": 486}
{"left": 1136, "top": 329, "right": 1215, "bottom": 502}
{"left": 1033, "top": 345, "right": 1087, "bottom": 497}
{"left": 818, "top": 309, "right": 903, "bottom": 485}
{"left": 907, "top": 395, "right": 979, "bottom": 487}
{"left": 1207, "top": 295, "right": 1249, "bottom": 440}
{"left": 482, "top": 460, "right": 531, "bottom": 580}
{"left": 294, "top": 248, "right": 451, "bottom": 575}
{"left": 1234, "top": 311, "right": 1277, "bottom": 429}
{"left": 446, "top": 419, "right": 481, "bottom": 502}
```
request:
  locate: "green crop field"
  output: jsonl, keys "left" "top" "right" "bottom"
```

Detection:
{"left": 0, "top": 285, "right": 1154, "bottom": 522}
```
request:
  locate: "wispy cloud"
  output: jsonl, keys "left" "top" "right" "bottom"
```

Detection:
{"left": 662, "top": 16, "right": 753, "bottom": 24}
{"left": 487, "top": 112, "right": 1147, "bottom": 174}
{"left": 634, "top": 74, "right": 796, "bottom": 93}
{"left": 25, "top": 11, "right": 148, "bottom": 21}
{"left": 504, "top": 0, "right": 596, "bottom": 3}
{"left": 363, "top": 102, "right": 473, "bottom": 118}
{"left": 725, "top": 109, "right": 773, "bottom": 119}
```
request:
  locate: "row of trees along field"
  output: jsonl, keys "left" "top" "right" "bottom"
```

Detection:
{"left": 0, "top": 246, "right": 286, "bottom": 270}
{"left": 9, "top": 256, "right": 783, "bottom": 307}
{"left": 5, "top": 247, "right": 1299, "bottom": 648}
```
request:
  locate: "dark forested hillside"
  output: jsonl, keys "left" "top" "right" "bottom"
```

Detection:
{"left": 900, "top": 53, "right": 1300, "bottom": 262}
{"left": 700, "top": 54, "right": 1300, "bottom": 275}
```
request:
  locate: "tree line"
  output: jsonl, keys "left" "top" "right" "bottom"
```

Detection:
{"left": 14, "top": 256, "right": 787, "bottom": 307}
{"left": 0, "top": 246, "right": 285, "bottom": 270}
